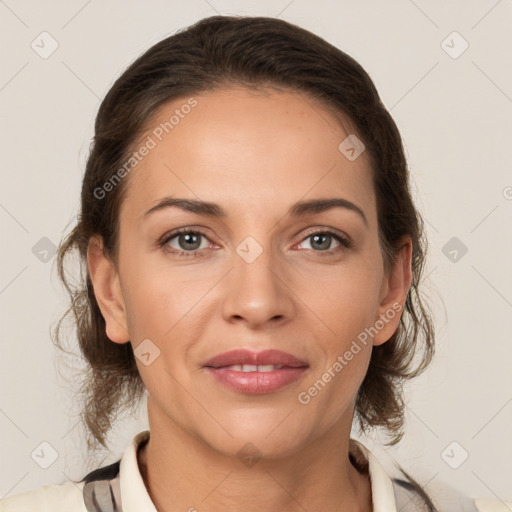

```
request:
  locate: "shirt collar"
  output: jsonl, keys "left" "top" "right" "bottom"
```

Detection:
{"left": 349, "top": 437, "right": 399, "bottom": 511}
{"left": 119, "top": 430, "right": 398, "bottom": 512}
{"left": 119, "top": 430, "right": 157, "bottom": 512}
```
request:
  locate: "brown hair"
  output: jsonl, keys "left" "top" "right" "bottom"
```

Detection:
{"left": 54, "top": 13, "right": 435, "bottom": 482}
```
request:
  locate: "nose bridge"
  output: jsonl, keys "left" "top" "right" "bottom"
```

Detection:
{"left": 221, "top": 230, "right": 292, "bottom": 327}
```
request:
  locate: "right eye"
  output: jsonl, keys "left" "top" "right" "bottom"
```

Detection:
{"left": 159, "top": 228, "right": 214, "bottom": 258}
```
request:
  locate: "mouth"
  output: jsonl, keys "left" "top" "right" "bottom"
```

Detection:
{"left": 202, "top": 349, "right": 309, "bottom": 394}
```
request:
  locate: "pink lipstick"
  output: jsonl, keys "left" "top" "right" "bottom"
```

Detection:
{"left": 202, "top": 349, "right": 309, "bottom": 394}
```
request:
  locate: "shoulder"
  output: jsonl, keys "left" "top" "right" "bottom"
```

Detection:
{"left": 0, "top": 459, "right": 122, "bottom": 512}
{"left": 350, "top": 437, "right": 504, "bottom": 512}
{"left": 0, "top": 433, "right": 140, "bottom": 512}
{"left": 391, "top": 474, "right": 508, "bottom": 512}
{"left": 0, "top": 480, "right": 86, "bottom": 512}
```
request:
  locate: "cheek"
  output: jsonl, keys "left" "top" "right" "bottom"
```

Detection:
{"left": 301, "top": 261, "right": 382, "bottom": 335}
{"left": 121, "top": 256, "right": 220, "bottom": 361}
{"left": 123, "top": 274, "right": 190, "bottom": 340}
{"left": 299, "top": 275, "right": 376, "bottom": 412}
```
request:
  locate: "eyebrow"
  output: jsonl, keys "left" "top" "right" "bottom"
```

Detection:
{"left": 143, "top": 196, "right": 368, "bottom": 226}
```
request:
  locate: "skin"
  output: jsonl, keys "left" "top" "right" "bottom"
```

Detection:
{"left": 88, "top": 86, "right": 412, "bottom": 512}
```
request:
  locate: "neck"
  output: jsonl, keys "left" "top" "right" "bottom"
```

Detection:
{"left": 137, "top": 407, "right": 372, "bottom": 512}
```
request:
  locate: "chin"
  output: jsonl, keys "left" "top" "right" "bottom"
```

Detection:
{"left": 198, "top": 416, "right": 312, "bottom": 460}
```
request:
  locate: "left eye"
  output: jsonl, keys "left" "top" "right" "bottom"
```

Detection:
{"left": 297, "top": 232, "right": 343, "bottom": 251}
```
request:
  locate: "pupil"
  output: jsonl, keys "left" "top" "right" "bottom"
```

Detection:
{"left": 312, "top": 234, "right": 330, "bottom": 250}
{"left": 181, "top": 233, "right": 200, "bottom": 250}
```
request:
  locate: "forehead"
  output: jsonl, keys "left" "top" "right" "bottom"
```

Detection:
{"left": 121, "top": 86, "right": 375, "bottom": 223}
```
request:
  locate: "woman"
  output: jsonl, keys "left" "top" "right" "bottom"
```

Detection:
{"left": 0, "top": 14, "right": 488, "bottom": 512}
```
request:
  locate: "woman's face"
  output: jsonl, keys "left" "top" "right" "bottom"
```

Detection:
{"left": 89, "top": 86, "right": 411, "bottom": 458}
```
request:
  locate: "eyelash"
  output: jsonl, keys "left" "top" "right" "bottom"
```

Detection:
{"left": 158, "top": 227, "right": 352, "bottom": 259}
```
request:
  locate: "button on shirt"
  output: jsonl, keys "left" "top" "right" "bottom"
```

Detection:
{"left": 0, "top": 430, "right": 500, "bottom": 511}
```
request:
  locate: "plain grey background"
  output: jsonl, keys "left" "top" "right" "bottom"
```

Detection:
{"left": 1, "top": 0, "right": 511, "bottom": 505}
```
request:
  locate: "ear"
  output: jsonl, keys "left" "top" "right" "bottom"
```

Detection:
{"left": 87, "top": 235, "right": 130, "bottom": 344}
{"left": 372, "top": 235, "right": 413, "bottom": 346}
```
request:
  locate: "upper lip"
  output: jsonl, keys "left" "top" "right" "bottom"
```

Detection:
{"left": 202, "top": 349, "right": 309, "bottom": 368}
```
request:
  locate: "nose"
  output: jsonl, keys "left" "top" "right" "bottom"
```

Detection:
{"left": 221, "top": 239, "right": 294, "bottom": 329}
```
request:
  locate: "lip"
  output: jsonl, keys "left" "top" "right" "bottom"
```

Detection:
{"left": 202, "top": 349, "right": 309, "bottom": 368}
{"left": 202, "top": 349, "right": 309, "bottom": 394}
{"left": 204, "top": 366, "right": 308, "bottom": 394}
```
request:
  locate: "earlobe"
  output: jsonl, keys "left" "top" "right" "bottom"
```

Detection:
{"left": 87, "top": 235, "right": 130, "bottom": 344}
{"left": 372, "top": 236, "right": 413, "bottom": 346}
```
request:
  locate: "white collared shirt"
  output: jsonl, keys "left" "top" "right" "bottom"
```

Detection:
{"left": 0, "top": 430, "right": 502, "bottom": 511}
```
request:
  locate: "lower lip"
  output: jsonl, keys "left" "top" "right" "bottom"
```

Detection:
{"left": 204, "top": 367, "right": 309, "bottom": 394}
